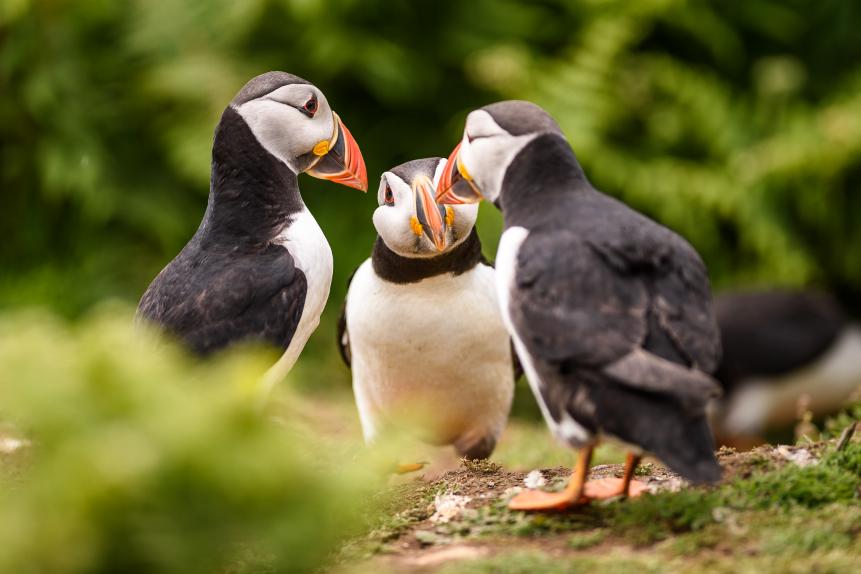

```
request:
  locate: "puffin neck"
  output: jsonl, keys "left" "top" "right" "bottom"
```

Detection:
{"left": 498, "top": 132, "right": 589, "bottom": 228}
{"left": 372, "top": 228, "right": 485, "bottom": 284}
{"left": 202, "top": 106, "right": 305, "bottom": 244}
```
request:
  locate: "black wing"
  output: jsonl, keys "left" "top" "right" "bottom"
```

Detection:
{"left": 714, "top": 290, "right": 846, "bottom": 392}
{"left": 336, "top": 268, "right": 359, "bottom": 368}
{"left": 511, "top": 213, "right": 721, "bottom": 407}
{"left": 137, "top": 243, "right": 306, "bottom": 356}
{"left": 511, "top": 223, "right": 723, "bottom": 483}
{"left": 511, "top": 341, "right": 524, "bottom": 382}
{"left": 587, "top": 208, "right": 722, "bottom": 375}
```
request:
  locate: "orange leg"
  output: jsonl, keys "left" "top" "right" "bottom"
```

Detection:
{"left": 580, "top": 451, "right": 649, "bottom": 500}
{"left": 509, "top": 446, "right": 594, "bottom": 511}
{"left": 394, "top": 462, "right": 428, "bottom": 474}
{"left": 620, "top": 452, "right": 641, "bottom": 495}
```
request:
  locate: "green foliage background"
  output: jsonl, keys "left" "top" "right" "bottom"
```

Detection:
{"left": 3, "top": 0, "right": 861, "bottom": 369}
{"left": 2, "top": 0, "right": 861, "bottom": 372}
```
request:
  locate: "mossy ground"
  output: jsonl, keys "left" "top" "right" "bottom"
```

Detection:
{"left": 333, "top": 425, "right": 861, "bottom": 574}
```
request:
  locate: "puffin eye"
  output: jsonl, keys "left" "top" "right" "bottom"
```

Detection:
{"left": 384, "top": 186, "right": 395, "bottom": 205}
{"left": 302, "top": 96, "right": 318, "bottom": 116}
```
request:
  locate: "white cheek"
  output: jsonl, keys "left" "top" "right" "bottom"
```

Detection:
{"left": 234, "top": 101, "right": 332, "bottom": 172}
{"left": 452, "top": 203, "right": 478, "bottom": 239}
{"left": 462, "top": 134, "right": 535, "bottom": 202}
{"left": 432, "top": 158, "right": 448, "bottom": 187}
{"left": 373, "top": 205, "right": 417, "bottom": 255}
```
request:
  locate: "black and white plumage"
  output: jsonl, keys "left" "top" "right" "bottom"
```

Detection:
{"left": 437, "top": 101, "right": 723, "bottom": 508}
{"left": 339, "top": 158, "right": 517, "bottom": 460}
{"left": 712, "top": 290, "right": 861, "bottom": 442}
{"left": 138, "top": 72, "right": 367, "bottom": 392}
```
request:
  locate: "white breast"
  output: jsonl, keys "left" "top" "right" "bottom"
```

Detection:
{"left": 495, "top": 226, "right": 592, "bottom": 446}
{"left": 345, "top": 260, "right": 514, "bottom": 447}
{"left": 260, "top": 208, "right": 333, "bottom": 397}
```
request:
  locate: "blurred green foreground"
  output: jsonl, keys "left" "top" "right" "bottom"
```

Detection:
{"left": 0, "top": 308, "right": 381, "bottom": 574}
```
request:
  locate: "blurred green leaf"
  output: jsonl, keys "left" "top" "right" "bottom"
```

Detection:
{"left": 0, "top": 306, "right": 377, "bottom": 573}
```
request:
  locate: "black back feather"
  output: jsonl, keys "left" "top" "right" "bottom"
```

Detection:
{"left": 501, "top": 134, "right": 722, "bottom": 482}
{"left": 714, "top": 290, "right": 847, "bottom": 392}
{"left": 137, "top": 105, "right": 308, "bottom": 355}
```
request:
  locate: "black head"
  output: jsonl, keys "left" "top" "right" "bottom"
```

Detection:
{"left": 436, "top": 100, "right": 570, "bottom": 206}
{"left": 223, "top": 71, "right": 367, "bottom": 190}
{"left": 480, "top": 100, "right": 563, "bottom": 137}
{"left": 390, "top": 158, "right": 441, "bottom": 185}
{"left": 230, "top": 72, "right": 311, "bottom": 106}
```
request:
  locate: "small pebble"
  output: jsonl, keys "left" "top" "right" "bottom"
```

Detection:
{"left": 524, "top": 470, "right": 546, "bottom": 489}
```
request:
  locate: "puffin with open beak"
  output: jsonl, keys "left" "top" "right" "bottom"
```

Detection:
{"left": 338, "top": 158, "right": 518, "bottom": 467}
{"left": 138, "top": 72, "right": 367, "bottom": 392}
{"left": 437, "top": 101, "right": 723, "bottom": 510}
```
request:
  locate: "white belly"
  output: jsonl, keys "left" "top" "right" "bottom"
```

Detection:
{"left": 261, "top": 208, "right": 333, "bottom": 396}
{"left": 345, "top": 260, "right": 514, "bottom": 446}
{"left": 495, "top": 226, "right": 592, "bottom": 446}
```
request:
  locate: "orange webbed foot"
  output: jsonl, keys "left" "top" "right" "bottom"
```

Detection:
{"left": 395, "top": 462, "right": 428, "bottom": 474}
{"left": 583, "top": 477, "right": 649, "bottom": 500}
{"left": 508, "top": 488, "right": 591, "bottom": 511}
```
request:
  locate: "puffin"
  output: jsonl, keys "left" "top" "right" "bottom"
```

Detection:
{"left": 338, "top": 157, "right": 517, "bottom": 466}
{"left": 712, "top": 289, "right": 861, "bottom": 447}
{"left": 436, "top": 101, "right": 723, "bottom": 510}
{"left": 138, "top": 72, "right": 367, "bottom": 394}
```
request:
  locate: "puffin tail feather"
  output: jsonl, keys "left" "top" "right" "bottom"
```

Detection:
{"left": 650, "top": 414, "right": 722, "bottom": 484}
{"left": 582, "top": 373, "right": 723, "bottom": 485}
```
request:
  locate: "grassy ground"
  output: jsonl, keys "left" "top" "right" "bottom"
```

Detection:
{"left": 301, "top": 389, "right": 861, "bottom": 574}
{"left": 4, "top": 386, "right": 860, "bottom": 574}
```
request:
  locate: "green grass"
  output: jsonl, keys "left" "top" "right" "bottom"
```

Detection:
{"left": 732, "top": 443, "right": 861, "bottom": 509}
{"left": 299, "top": 389, "right": 861, "bottom": 574}
{"left": 567, "top": 529, "right": 608, "bottom": 550}
{"left": 438, "top": 551, "right": 663, "bottom": 574}
{"left": 343, "top": 438, "right": 861, "bottom": 573}
{"left": 490, "top": 420, "right": 626, "bottom": 471}
{"left": 434, "top": 540, "right": 861, "bottom": 574}
{"left": 430, "top": 502, "right": 861, "bottom": 573}
{"left": 605, "top": 489, "right": 721, "bottom": 546}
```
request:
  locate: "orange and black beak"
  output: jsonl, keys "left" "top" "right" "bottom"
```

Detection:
{"left": 413, "top": 176, "right": 448, "bottom": 252}
{"left": 305, "top": 112, "right": 368, "bottom": 191}
{"left": 435, "top": 140, "right": 483, "bottom": 205}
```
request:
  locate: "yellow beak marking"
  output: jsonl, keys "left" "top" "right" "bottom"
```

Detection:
{"left": 456, "top": 153, "right": 473, "bottom": 181}
{"left": 312, "top": 140, "right": 330, "bottom": 156}
{"left": 445, "top": 206, "right": 455, "bottom": 227}
{"left": 409, "top": 216, "right": 424, "bottom": 237}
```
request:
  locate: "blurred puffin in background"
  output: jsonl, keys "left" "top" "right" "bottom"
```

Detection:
{"left": 339, "top": 158, "right": 517, "bottom": 469}
{"left": 437, "top": 101, "right": 723, "bottom": 510}
{"left": 712, "top": 289, "right": 861, "bottom": 448}
{"left": 138, "top": 72, "right": 367, "bottom": 396}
